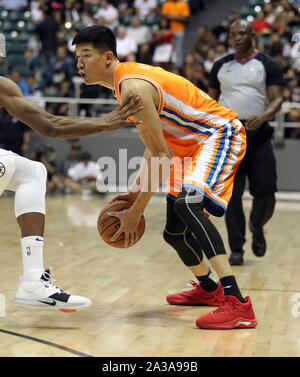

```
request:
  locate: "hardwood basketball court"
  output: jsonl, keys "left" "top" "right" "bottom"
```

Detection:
{"left": 0, "top": 193, "right": 299, "bottom": 357}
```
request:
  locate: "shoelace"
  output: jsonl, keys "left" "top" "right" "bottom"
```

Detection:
{"left": 42, "top": 267, "right": 65, "bottom": 293}
{"left": 212, "top": 297, "right": 240, "bottom": 314}
{"left": 189, "top": 280, "right": 200, "bottom": 288}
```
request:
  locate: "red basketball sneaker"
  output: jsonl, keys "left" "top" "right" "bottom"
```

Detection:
{"left": 166, "top": 280, "right": 225, "bottom": 306}
{"left": 195, "top": 295, "right": 258, "bottom": 329}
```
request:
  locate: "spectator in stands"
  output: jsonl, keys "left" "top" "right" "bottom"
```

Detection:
{"left": 10, "top": 71, "right": 31, "bottom": 97}
{"left": 30, "top": 0, "right": 45, "bottom": 23}
{"left": 0, "top": 109, "right": 30, "bottom": 156}
{"left": 192, "top": 26, "right": 216, "bottom": 64}
{"left": 252, "top": 11, "right": 271, "bottom": 35}
{"left": 64, "top": 0, "right": 81, "bottom": 24}
{"left": 152, "top": 17, "right": 174, "bottom": 70}
{"left": 46, "top": 44, "right": 75, "bottom": 89}
{"left": 161, "top": 0, "right": 190, "bottom": 70}
{"left": 116, "top": 25, "right": 137, "bottom": 62}
{"left": 36, "top": 6, "right": 60, "bottom": 67}
{"left": 286, "top": 107, "right": 300, "bottom": 138}
{"left": 60, "top": 142, "right": 82, "bottom": 178}
{"left": 133, "top": 0, "right": 157, "bottom": 18}
{"left": 126, "top": 16, "right": 152, "bottom": 63}
{"left": 268, "top": 34, "right": 283, "bottom": 57}
{"left": 214, "top": 43, "right": 228, "bottom": 60}
{"left": 94, "top": 0, "right": 118, "bottom": 30}
{"left": 203, "top": 47, "right": 216, "bottom": 74}
{"left": 47, "top": 79, "right": 74, "bottom": 116}
{"left": 32, "top": 146, "right": 61, "bottom": 194}
{"left": 79, "top": 5, "right": 95, "bottom": 26}
{"left": 264, "top": 2, "right": 276, "bottom": 27}
{"left": 182, "top": 53, "right": 195, "bottom": 82}
{"left": 192, "top": 62, "right": 209, "bottom": 92}
{"left": 64, "top": 152, "right": 102, "bottom": 195}
{"left": 117, "top": 0, "right": 134, "bottom": 17}
{"left": 209, "top": 20, "right": 284, "bottom": 266}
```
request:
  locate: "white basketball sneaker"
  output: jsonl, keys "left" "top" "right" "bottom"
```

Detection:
{"left": 14, "top": 268, "right": 92, "bottom": 312}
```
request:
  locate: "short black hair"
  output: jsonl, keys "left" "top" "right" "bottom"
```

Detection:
{"left": 72, "top": 25, "right": 117, "bottom": 57}
{"left": 81, "top": 152, "right": 92, "bottom": 161}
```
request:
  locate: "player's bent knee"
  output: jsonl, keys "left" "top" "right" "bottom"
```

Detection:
{"left": 33, "top": 161, "right": 47, "bottom": 184}
{"left": 163, "top": 229, "right": 177, "bottom": 246}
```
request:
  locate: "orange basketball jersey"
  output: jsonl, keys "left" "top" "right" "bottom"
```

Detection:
{"left": 113, "top": 62, "right": 246, "bottom": 217}
{"left": 113, "top": 62, "right": 239, "bottom": 156}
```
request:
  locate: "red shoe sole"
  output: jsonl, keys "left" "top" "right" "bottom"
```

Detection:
{"left": 196, "top": 318, "right": 258, "bottom": 330}
{"left": 166, "top": 298, "right": 224, "bottom": 306}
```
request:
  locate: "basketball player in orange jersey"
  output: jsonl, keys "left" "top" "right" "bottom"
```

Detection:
{"left": 0, "top": 54, "right": 143, "bottom": 311}
{"left": 73, "top": 25, "right": 258, "bottom": 329}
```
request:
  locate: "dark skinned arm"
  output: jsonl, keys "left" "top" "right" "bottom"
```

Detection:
{"left": 0, "top": 77, "right": 143, "bottom": 139}
{"left": 244, "top": 85, "right": 283, "bottom": 130}
{"left": 208, "top": 87, "right": 221, "bottom": 102}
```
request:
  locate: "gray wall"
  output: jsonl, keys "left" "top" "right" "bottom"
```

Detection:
{"left": 28, "top": 128, "right": 300, "bottom": 192}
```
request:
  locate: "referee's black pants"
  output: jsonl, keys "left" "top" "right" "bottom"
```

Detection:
{"left": 225, "top": 123, "right": 277, "bottom": 253}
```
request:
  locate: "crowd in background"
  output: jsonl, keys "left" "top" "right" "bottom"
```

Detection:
{"left": 0, "top": 0, "right": 300, "bottom": 194}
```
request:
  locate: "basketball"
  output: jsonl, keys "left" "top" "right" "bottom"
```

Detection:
{"left": 97, "top": 200, "right": 146, "bottom": 248}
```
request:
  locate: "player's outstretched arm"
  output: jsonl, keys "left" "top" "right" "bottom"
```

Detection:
{"left": 0, "top": 77, "right": 143, "bottom": 138}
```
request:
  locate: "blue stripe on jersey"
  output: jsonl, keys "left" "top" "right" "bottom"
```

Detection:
{"left": 206, "top": 124, "right": 229, "bottom": 185}
{"left": 163, "top": 107, "right": 213, "bottom": 130}
{"left": 160, "top": 114, "right": 212, "bottom": 135}
{"left": 160, "top": 112, "right": 213, "bottom": 136}
{"left": 211, "top": 122, "right": 235, "bottom": 189}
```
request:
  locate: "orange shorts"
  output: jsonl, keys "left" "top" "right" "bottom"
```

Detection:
{"left": 166, "top": 119, "right": 246, "bottom": 217}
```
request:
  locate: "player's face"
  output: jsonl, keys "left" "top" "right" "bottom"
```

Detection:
{"left": 75, "top": 43, "right": 111, "bottom": 85}
{"left": 229, "top": 25, "right": 253, "bottom": 53}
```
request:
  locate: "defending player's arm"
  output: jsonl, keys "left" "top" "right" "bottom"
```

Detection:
{"left": 0, "top": 77, "right": 143, "bottom": 138}
{"left": 109, "top": 79, "right": 171, "bottom": 247}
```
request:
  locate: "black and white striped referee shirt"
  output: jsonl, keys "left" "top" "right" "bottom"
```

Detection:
{"left": 209, "top": 50, "right": 285, "bottom": 120}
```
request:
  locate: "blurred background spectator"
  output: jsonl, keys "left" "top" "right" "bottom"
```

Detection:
{"left": 116, "top": 25, "right": 137, "bottom": 62}
{"left": 0, "top": 108, "right": 30, "bottom": 156}
{"left": 152, "top": 17, "right": 174, "bottom": 70}
{"left": 32, "top": 145, "right": 61, "bottom": 194}
{"left": 161, "top": 0, "right": 190, "bottom": 70}
{"left": 126, "top": 16, "right": 152, "bottom": 63}
{"left": 64, "top": 151, "right": 102, "bottom": 195}
{"left": 60, "top": 142, "right": 82, "bottom": 178}
{"left": 0, "top": 0, "right": 300, "bottom": 177}
{"left": 94, "top": 0, "right": 118, "bottom": 29}
{"left": 134, "top": 0, "right": 157, "bottom": 18}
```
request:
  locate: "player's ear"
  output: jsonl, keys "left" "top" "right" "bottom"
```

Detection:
{"left": 104, "top": 51, "right": 115, "bottom": 66}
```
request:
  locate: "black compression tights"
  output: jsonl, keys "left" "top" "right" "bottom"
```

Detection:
{"left": 163, "top": 189, "right": 226, "bottom": 263}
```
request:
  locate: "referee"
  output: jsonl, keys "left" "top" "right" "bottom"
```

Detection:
{"left": 208, "top": 20, "right": 284, "bottom": 265}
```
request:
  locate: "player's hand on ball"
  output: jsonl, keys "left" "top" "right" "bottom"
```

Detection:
{"left": 108, "top": 207, "right": 142, "bottom": 248}
{"left": 108, "top": 191, "right": 139, "bottom": 205}
{"left": 101, "top": 94, "right": 143, "bottom": 131}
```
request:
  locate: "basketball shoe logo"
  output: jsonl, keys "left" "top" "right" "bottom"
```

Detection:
{"left": 0, "top": 162, "right": 5, "bottom": 177}
{"left": 38, "top": 299, "right": 56, "bottom": 306}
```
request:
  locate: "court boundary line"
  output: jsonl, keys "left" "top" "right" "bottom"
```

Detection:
{"left": 0, "top": 329, "right": 92, "bottom": 357}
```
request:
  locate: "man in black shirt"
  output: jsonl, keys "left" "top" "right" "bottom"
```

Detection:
{"left": 36, "top": 7, "right": 60, "bottom": 67}
{"left": 0, "top": 109, "right": 30, "bottom": 156}
{"left": 209, "top": 20, "right": 284, "bottom": 265}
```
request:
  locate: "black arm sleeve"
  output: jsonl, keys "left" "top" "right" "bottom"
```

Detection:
{"left": 263, "top": 55, "right": 285, "bottom": 87}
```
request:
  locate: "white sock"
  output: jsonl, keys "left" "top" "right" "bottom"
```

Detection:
{"left": 21, "top": 236, "right": 44, "bottom": 281}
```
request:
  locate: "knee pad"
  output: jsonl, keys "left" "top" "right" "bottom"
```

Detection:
{"left": 13, "top": 159, "right": 47, "bottom": 218}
